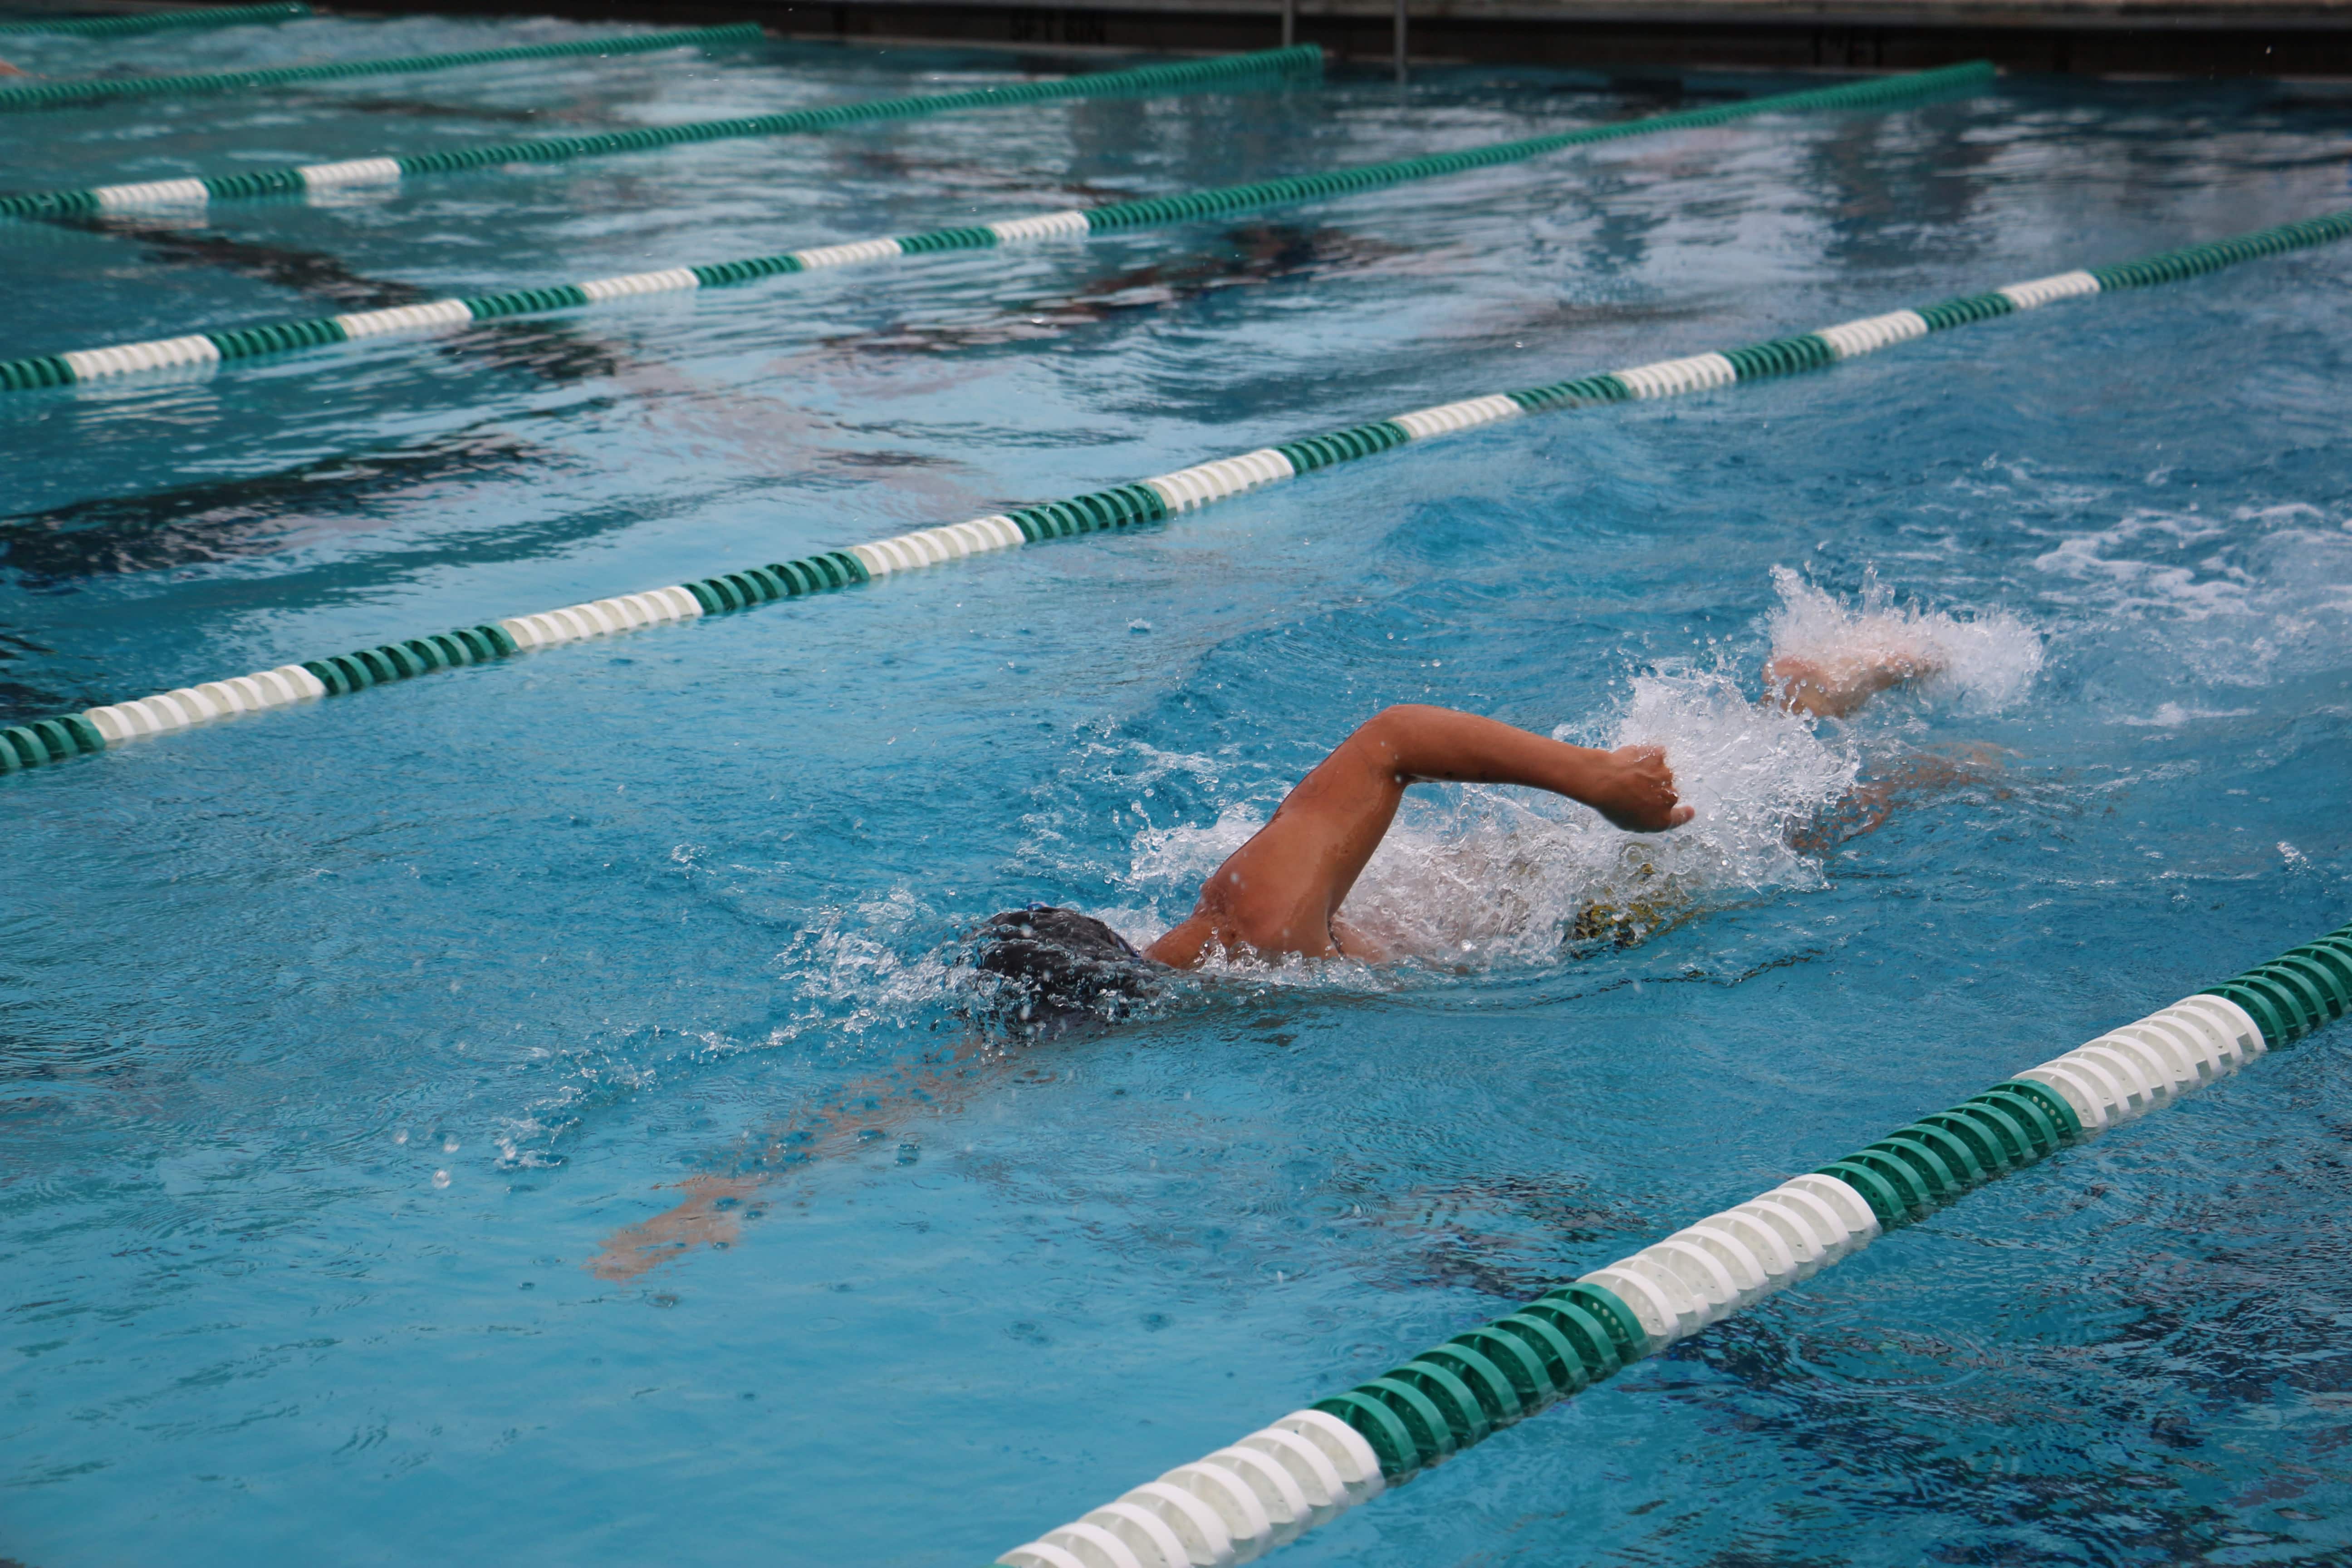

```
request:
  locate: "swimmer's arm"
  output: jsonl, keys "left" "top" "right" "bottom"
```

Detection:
{"left": 1765, "top": 648, "right": 1945, "bottom": 719}
{"left": 588, "top": 1174, "right": 764, "bottom": 1282}
{"left": 1146, "top": 705, "right": 1688, "bottom": 967}
{"left": 1789, "top": 744, "right": 2011, "bottom": 853}
{"left": 1355, "top": 705, "right": 1691, "bottom": 823}
{"left": 587, "top": 1037, "right": 1001, "bottom": 1282}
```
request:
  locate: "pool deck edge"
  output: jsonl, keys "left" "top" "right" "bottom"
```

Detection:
{"left": 319, "top": 0, "right": 2352, "bottom": 77}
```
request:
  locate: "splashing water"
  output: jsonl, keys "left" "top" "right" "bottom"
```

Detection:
{"left": 1110, "top": 676, "right": 1855, "bottom": 966}
{"left": 1766, "top": 564, "right": 2043, "bottom": 715}
{"left": 1116, "top": 573, "right": 2043, "bottom": 968}
{"left": 767, "top": 887, "right": 971, "bottom": 1046}
{"left": 1112, "top": 708, "right": 1837, "bottom": 968}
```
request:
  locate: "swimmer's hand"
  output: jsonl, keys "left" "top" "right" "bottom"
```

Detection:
{"left": 1766, "top": 645, "right": 1945, "bottom": 720}
{"left": 1590, "top": 744, "right": 1694, "bottom": 833}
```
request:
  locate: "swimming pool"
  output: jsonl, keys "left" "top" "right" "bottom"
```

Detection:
{"left": 4, "top": 11, "right": 2351, "bottom": 1564}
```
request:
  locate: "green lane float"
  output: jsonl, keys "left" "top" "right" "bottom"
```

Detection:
{"left": 0, "top": 45, "right": 1322, "bottom": 219}
{"left": 0, "top": 61, "right": 1994, "bottom": 386}
{"left": 987, "top": 922, "right": 2348, "bottom": 1567}
{"left": 0, "top": 20, "right": 764, "bottom": 111}
{"left": 0, "top": 2, "right": 308, "bottom": 36}
{"left": 2, "top": 207, "right": 2347, "bottom": 775}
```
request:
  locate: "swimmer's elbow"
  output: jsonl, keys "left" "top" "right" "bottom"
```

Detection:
{"left": 1352, "top": 703, "right": 1445, "bottom": 762}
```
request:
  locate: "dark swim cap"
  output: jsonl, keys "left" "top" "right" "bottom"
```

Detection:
{"left": 974, "top": 905, "right": 1162, "bottom": 1034}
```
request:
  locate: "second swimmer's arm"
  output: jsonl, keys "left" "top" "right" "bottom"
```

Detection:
{"left": 1765, "top": 647, "right": 1946, "bottom": 719}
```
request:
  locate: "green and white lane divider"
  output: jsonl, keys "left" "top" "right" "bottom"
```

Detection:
{"left": 0, "top": 45, "right": 1321, "bottom": 220}
{"left": 0, "top": 61, "right": 1992, "bottom": 391}
{"left": 0, "top": 2, "right": 309, "bottom": 36}
{"left": 3, "top": 206, "right": 2347, "bottom": 778}
{"left": 987, "top": 924, "right": 2352, "bottom": 1568}
{"left": 0, "top": 20, "right": 764, "bottom": 111}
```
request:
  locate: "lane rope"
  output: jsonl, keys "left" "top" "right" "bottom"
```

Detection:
{"left": 0, "top": 20, "right": 764, "bottom": 111}
{"left": 987, "top": 921, "right": 2352, "bottom": 1568}
{"left": 0, "top": 2, "right": 309, "bottom": 36}
{"left": 0, "top": 45, "right": 1322, "bottom": 220}
{"left": 0, "top": 60, "right": 1993, "bottom": 388}
{"left": 2, "top": 206, "right": 2345, "bottom": 777}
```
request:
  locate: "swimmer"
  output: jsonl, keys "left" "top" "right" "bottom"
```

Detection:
{"left": 0, "top": 59, "right": 22, "bottom": 77}
{"left": 590, "top": 635, "right": 1952, "bottom": 1280}
{"left": 980, "top": 638, "right": 1944, "bottom": 1010}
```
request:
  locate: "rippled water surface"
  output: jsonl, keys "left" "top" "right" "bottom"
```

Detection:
{"left": 4, "top": 11, "right": 2351, "bottom": 1566}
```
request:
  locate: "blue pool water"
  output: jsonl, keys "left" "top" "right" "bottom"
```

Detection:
{"left": 4, "top": 12, "right": 2352, "bottom": 1565}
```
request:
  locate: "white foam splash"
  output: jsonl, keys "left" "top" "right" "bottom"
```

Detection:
{"left": 1115, "top": 573, "right": 2043, "bottom": 967}
{"left": 1765, "top": 565, "right": 2043, "bottom": 715}
{"left": 1114, "top": 673, "right": 1855, "bottom": 965}
{"left": 2114, "top": 701, "right": 2257, "bottom": 728}
{"left": 765, "top": 887, "right": 967, "bottom": 1044}
{"left": 2026, "top": 502, "right": 2352, "bottom": 689}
